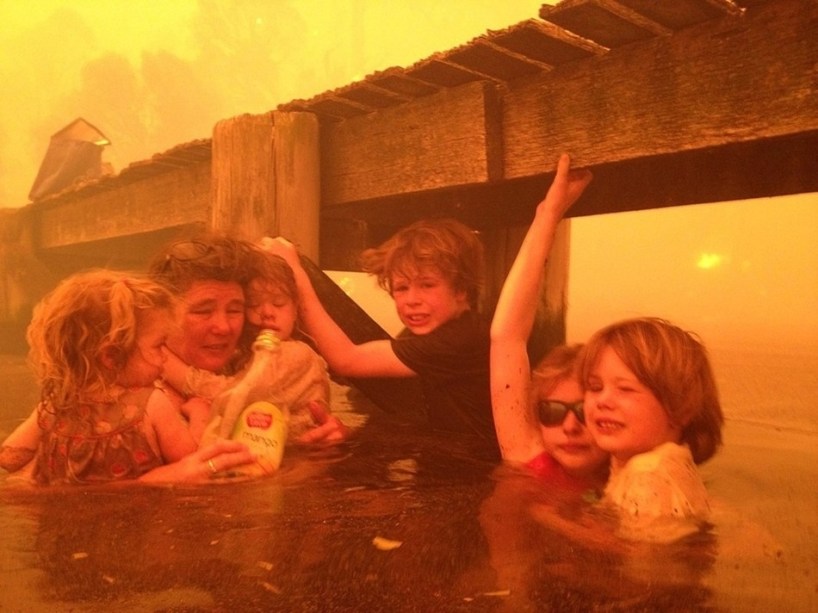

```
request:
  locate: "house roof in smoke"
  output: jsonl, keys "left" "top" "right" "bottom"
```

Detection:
{"left": 32, "top": 0, "right": 756, "bottom": 203}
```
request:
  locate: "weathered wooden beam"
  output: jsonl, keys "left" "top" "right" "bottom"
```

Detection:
{"left": 319, "top": 129, "right": 818, "bottom": 248}
{"left": 321, "top": 80, "right": 503, "bottom": 207}
{"left": 272, "top": 111, "right": 321, "bottom": 261}
{"left": 211, "top": 111, "right": 321, "bottom": 255}
{"left": 32, "top": 161, "right": 210, "bottom": 250}
{"left": 504, "top": 0, "right": 818, "bottom": 177}
{"left": 319, "top": 0, "right": 815, "bottom": 209}
{"left": 211, "top": 112, "right": 276, "bottom": 240}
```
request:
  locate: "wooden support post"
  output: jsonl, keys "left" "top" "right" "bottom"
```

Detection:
{"left": 211, "top": 111, "right": 320, "bottom": 258}
{"left": 483, "top": 219, "right": 570, "bottom": 366}
{"left": 272, "top": 111, "right": 321, "bottom": 262}
{"left": 211, "top": 112, "right": 276, "bottom": 241}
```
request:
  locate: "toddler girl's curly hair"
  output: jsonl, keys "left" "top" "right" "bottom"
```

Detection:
{"left": 26, "top": 269, "right": 175, "bottom": 412}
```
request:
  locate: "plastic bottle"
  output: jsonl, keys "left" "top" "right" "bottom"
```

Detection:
{"left": 210, "top": 329, "right": 289, "bottom": 475}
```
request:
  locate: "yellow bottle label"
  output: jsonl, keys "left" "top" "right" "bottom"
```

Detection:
{"left": 230, "top": 400, "right": 288, "bottom": 475}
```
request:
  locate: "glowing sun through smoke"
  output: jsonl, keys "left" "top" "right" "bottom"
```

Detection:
{"left": 697, "top": 253, "right": 723, "bottom": 270}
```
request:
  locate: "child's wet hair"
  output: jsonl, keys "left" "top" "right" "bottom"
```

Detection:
{"left": 530, "top": 343, "right": 583, "bottom": 400}
{"left": 250, "top": 252, "right": 298, "bottom": 304}
{"left": 359, "top": 218, "right": 485, "bottom": 310}
{"left": 579, "top": 317, "right": 724, "bottom": 464}
{"left": 26, "top": 269, "right": 174, "bottom": 411}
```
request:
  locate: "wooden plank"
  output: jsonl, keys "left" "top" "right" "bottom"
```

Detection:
{"left": 272, "top": 111, "right": 321, "bottom": 261}
{"left": 541, "top": 0, "right": 741, "bottom": 40}
{"left": 540, "top": 0, "right": 667, "bottom": 47}
{"left": 322, "top": 80, "right": 503, "bottom": 206}
{"left": 211, "top": 112, "right": 276, "bottom": 240}
{"left": 616, "top": 0, "right": 743, "bottom": 28}
{"left": 503, "top": 0, "right": 818, "bottom": 179}
{"left": 33, "top": 161, "right": 210, "bottom": 249}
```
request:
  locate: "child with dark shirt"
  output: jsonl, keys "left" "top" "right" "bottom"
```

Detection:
{"left": 263, "top": 218, "right": 497, "bottom": 456}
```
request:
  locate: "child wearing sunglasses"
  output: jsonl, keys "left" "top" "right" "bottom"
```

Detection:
{"left": 490, "top": 154, "right": 607, "bottom": 490}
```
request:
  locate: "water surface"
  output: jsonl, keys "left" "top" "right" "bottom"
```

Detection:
{"left": 0, "top": 356, "right": 815, "bottom": 612}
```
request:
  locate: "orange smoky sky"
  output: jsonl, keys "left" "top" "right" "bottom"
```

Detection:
{"left": 0, "top": 0, "right": 546, "bottom": 208}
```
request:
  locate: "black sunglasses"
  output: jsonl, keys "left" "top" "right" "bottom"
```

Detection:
{"left": 536, "top": 400, "right": 585, "bottom": 426}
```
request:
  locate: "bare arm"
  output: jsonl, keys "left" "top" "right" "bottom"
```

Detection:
{"left": 146, "top": 388, "right": 199, "bottom": 463}
{"left": 0, "top": 408, "right": 41, "bottom": 472}
{"left": 490, "top": 154, "right": 593, "bottom": 463}
{"left": 260, "top": 237, "right": 415, "bottom": 378}
{"left": 161, "top": 347, "right": 232, "bottom": 400}
{"left": 179, "top": 397, "right": 211, "bottom": 445}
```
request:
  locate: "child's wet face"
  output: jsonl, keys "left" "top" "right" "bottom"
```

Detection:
{"left": 390, "top": 266, "right": 469, "bottom": 335}
{"left": 118, "top": 309, "right": 169, "bottom": 387}
{"left": 537, "top": 377, "right": 609, "bottom": 479}
{"left": 584, "top": 346, "right": 681, "bottom": 468}
{"left": 245, "top": 279, "right": 297, "bottom": 341}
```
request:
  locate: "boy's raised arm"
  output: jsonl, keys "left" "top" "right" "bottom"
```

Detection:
{"left": 490, "top": 154, "right": 592, "bottom": 463}
{"left": 260, "top": 237, "right": 414, "bottom": 378}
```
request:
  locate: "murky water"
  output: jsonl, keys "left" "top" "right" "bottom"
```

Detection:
{"left": 1, "top": 355, "right": 816, "bottom": 613}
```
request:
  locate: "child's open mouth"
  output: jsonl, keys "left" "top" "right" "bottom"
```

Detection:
{"left": 594, "top": 419, "right": 624, "bottom": 433}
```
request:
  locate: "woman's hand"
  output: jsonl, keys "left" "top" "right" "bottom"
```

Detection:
{"left": 139, "top": 439, "right": 255, "bottom": 483}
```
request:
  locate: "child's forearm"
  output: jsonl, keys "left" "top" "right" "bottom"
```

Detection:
{"left": 0, "top": 446, "right": 36, "bottom": 472}
{"left": 0, "top": 408, "right": 41, "bottom": 471}
{"left": 161, "top": 348, "right": 192, "bottom": 395}
{"left": 163, "top": 347, "right": 231, "bottom": 401}
{"left": 181, "top": 397, "right": 211, "bottom": 444}
{"left": 282, "top": 250, "right": 361, "bottom": 372}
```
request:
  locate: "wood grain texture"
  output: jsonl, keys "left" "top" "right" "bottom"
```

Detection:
{"left": 322, "top": 80, "right": 502, "bottom": 206}
{"left": 503, "top": 0, "right": 818, "bottom": 177}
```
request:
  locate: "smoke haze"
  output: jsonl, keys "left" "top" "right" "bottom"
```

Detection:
{"left": 0, "top": 0, "right": 543, "bottom": 207}
{"left": 1, "top": 1, "right": 816, "bottom": 428}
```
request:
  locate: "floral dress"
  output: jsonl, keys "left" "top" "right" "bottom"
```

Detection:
{"left": 33, "top": 387, "right": 165, "bottom": 485}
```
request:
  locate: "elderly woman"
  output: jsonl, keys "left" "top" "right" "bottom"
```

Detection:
{"left": 148, "top": 235, "right": 346, "bottom": 450}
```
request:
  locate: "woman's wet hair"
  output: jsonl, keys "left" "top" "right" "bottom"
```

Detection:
{"left": 579, "top": 317, "right": 724, "bottom": 464}
{"left": 359, "top": 218, "right": 485, "bottom": 311}
{"left": 148, "top": 234, "right": 268, "bottom": 295}
{"left": 249, "top": 252, "right": 299, "bottom": 304}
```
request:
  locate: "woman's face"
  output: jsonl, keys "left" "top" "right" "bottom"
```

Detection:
{"left": 166, "top": 280, "right": 245, "bottom": 372}
{"left": 584, "top": 346, "right": 681, "bottom": 469}
{"left": 536, "top": 377, "right": 609, "bottom": 479}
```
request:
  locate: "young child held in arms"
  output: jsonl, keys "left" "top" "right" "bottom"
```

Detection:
{"left": 161, "top": 250, "right": 339, "bottom": 456}
{"left": 263, "top": 218, "right": 497, "bottom": 456}
{"left": 580, "top": 316, "right": 723, "bottom": 540}
{"left": 491, "top": 153, "right": 607, "bottom": 490}
{"left": 0, "top": 270, "right": 199, "bottom": 484}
